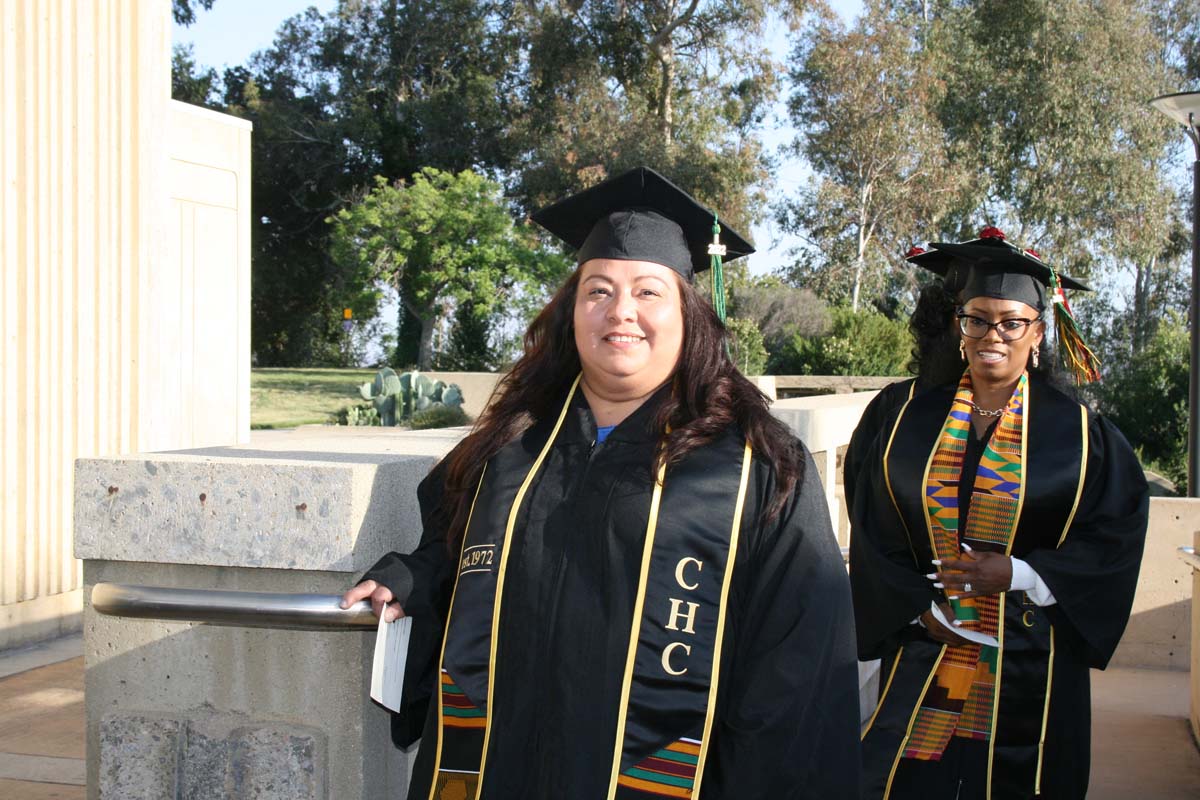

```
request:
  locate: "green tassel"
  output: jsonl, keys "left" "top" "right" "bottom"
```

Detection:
{"left": 709, "top": 216, "right": 727, "bottom": 324}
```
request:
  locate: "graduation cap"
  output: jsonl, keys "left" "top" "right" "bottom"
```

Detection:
{"left": 905, "top": 227, "right": 1101, "bottom": 383}
{"left": 530, "top": 167, "right": 754, "bottom": 321}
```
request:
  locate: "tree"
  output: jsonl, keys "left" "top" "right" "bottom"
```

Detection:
{"left": 207, "top": 1, "right": 526, "bottom": 365}
{"left": 437, "top": 299, "right": 497, "bottom": 371}
{"left": 932, "top": 0, "right": 1178, "bottom": 282}
{"left": 173, "top": 0, "right": 215, "bottom": 27}
{"left": 729, "top": 275, "right": 831, "bottom": 349}
{"left": 511, "top": 0, "right": 787, "bottom": 237}
{"left": 1093, "top": 312, "right": 1189, "bottom": 488}
{"left": 780, "top": 0, "right": 971, "bottom": 312}
{"left": 328, "top": 168, "right": 570, "bottom": 369}
{"left": 171, "top": 44, "right": 221, "bottom": 110}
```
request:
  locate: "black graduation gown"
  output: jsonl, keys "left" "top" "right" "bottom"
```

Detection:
{"left": 843, "top": 379, "right": 919, "bottom": 514}
{"left": 364, "top": 390, "right": 863, "bottom": 799}
{"left": 847, "top": 376, "right": 1148, "bottom": 800}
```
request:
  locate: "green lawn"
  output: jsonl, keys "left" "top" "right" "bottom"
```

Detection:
{"left": 251, "top": 368, "right": 377, "bottom": 429}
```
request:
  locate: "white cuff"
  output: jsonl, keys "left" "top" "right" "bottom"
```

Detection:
{"left": 1009, "top": 557, "right": 1057, "bottom": 606}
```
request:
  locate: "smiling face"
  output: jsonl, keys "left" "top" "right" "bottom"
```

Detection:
{"left": 573, "top": 258, "right": 685, "bottom": 400}
{"left": 959, "top": 296, "right": 1045, "bottom": 385}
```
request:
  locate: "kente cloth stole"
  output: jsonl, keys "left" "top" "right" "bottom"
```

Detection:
{"left": 905, "top": 371, "right": 1027, "bottom": 761}
{"left": 427, "top": 375, "right": 754, "bottom": 800}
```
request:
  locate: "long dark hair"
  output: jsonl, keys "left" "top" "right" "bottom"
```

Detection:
{"left": 435, "top": 269, "right": 803, "bottom": 553}
{"left": 908, "top": 281, "right": 1065, "bottom": 390}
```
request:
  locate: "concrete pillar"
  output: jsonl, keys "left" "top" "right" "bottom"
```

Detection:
{"left": 1193, "top": 530, "right": 1200, "bottom": 746}
{"left": 75, "top": 427, "right": 466, "bottom": 799}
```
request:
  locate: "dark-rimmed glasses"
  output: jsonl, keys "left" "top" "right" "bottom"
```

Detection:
{"left": 957, "top": 314, "right": 1040, "bottom": 341}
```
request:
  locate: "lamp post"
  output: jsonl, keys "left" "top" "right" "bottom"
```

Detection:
{"left": 1150, "top": 91, "right": 1200, "bottom": 497}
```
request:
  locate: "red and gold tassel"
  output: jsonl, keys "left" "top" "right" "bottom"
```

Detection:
{"left": 1050, "top": 269, "right": 1101, "bottom": 384}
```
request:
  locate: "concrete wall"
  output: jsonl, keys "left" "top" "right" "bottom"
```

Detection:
{"left": 1111, "top": 498, "right": 1198, "bottom": 671}
{"left": 0, "top": 1, "right": 251, "bottom": 651}
{"left": 772, "top": 391, "right": 879, "bottom": 546}
{"left": 153, "top": 101, "right": 253, "bottom": 451}
{"left": 76, "top": 427, "right": 466, "bottom": 798}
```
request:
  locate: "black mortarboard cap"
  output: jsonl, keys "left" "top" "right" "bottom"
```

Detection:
{"left": 906, "top": 228, "right": 1090, "bottom": 312}
{"left": 530, "top": 166, "right": 754, "bottom": 282}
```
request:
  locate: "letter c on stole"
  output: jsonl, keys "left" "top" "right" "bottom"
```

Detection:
{"left": 1021, "top": 610, "right": 1036, "bottom": 628}
{"left": 661, "top": 642, "right": 691, "bottom": 676}
{"left": 675, "top": 557, "right": 702, "bottom": 590}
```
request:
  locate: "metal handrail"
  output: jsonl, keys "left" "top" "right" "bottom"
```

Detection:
{"left": 91, "top": 582, "right": 378, "bottom": 630}
{"left": 1179, "top": 546, "right": 1200, "bottom": 571}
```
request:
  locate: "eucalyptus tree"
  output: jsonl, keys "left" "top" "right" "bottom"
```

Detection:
{"left": 781, "top": 0, "right": 970, "bottom": 312}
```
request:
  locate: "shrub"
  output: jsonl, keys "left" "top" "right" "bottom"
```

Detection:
{"left": 409, "top": 404, "right": 471, "bottom": 430}
{"left": 725, "top": 316, "right": 769, "bottom": 375}
{"left": 1093, "top": 313, "right": 1188, "bottom": 488}
{"left": 769, "top": 307, "right": 909, "bottom": 376}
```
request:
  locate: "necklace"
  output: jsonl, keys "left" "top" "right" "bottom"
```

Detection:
{"left": 966, "top": 400, "right": 1006, "bottom": 418}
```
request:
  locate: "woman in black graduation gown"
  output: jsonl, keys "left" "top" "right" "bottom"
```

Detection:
{"left": 848, "top": 228, "right": 1149, "bottom": 800}
{"left": 342, "top": 167, "right": 861, "bottom": 800}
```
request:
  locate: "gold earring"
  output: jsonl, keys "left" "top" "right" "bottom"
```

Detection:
{"left": 959, "top": 339, "right": 966, "bottom": 361}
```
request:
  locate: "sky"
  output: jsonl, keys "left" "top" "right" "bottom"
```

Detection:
{"left": 173, "top": 0, "right": 865, "bottom": 277}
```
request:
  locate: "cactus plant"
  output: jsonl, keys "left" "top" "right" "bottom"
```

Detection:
{"left": 353, "top": 368, "right": 465, "bottom": 427}
{"left": 359, "top": 367, "right": 404, "bottom": 426}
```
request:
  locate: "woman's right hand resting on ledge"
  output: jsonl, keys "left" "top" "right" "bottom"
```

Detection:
{"left": 340, "top": 579, "right": 405, "bottom": 622}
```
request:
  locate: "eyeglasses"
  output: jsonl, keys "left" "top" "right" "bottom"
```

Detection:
{"left": 957, "top": 314, "right": 1040, "bottom": 341}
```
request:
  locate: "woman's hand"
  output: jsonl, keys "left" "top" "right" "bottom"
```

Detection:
{"left": 920, "top": 602, "right": 975, "bottom": 647}
{"left": 340, "top": 579, "right": 405, "bottom": 622}
{"left": 931, "top": 549, "right": 1012, "bottom": 600}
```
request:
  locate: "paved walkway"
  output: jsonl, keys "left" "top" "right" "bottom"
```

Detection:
{"left": 0, "top": 636, "right": 84, "bottom": 799}
{"left": 0, "top": 635, "right": 1196, "bottom": 798}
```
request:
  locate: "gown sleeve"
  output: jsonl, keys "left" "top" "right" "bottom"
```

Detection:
{"left": 702, "top": 445, "right": 862, "bottom": 799}
{"left": 358, "top": 454, "right": 459, "bottom": 746}
{"left": 847, "top": 408, "right": 942, "bottom": 661}
{"left": 1021, "top": 414, "right": 1149, "bottom": 668}
{"left": 844, "top": 380, "right": 915, "bottom": 513}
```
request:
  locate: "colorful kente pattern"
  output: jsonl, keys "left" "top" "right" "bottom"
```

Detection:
{"left": 616, "top": 739, "right": 701, "bottom": 798}
{"left": 906, "top": 371, "right": 1025, "bottom": 761}
{"left": 440, "top": 670, "right": 486, "bottom": 729}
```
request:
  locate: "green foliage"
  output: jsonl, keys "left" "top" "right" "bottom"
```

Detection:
{"left": 172, "top": 0, "right": 215, "bottom": 27}
{"left": 207, "top": 0, "right": 525, "bottom": 366}
{"left": 357, "top": 368, "right": 466, "bottom": 427}
{"left": 1093, "top": 313, "right": 1189, "bottom": 489}
{"left": 329, "top": 168, "right": 570, "bottom": 369}
{"left": 914, "top": 0, "right": 1178, "bottom": 290}
{"left": 729, "top": 276, "right": 831, "bottom": 349}
{"left": 410, "top": 404, "right": 471, "bottom": 430}
{"left": 782, "top": 0, "right": 1183, "bottom": 340}
{"left": 171, "top": 44, "right": 221, "bottom": 109}
{"left": 724, "top": 317, "right": 769, "bottom": 376}
{"left": 512, "top": 0, "right": 782, "bottom": 235}
{"left": 769, "top": 307, "right": 910, "bottom": 377}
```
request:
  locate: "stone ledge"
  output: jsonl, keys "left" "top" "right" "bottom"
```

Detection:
{"left": 74, "top": 454, "right": 438, "bottom": 574}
